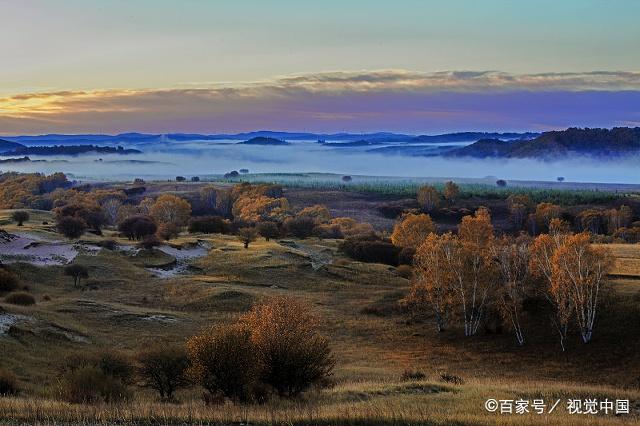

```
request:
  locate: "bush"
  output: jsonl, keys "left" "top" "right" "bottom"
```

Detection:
{"left": 188, "top": 216, "right": 229, "bottom": 234}
{"left": 240, "top": 297, "right": 335, "bottom": 397}
{"left": 56, "top": 351, "right": 134, "bottom": 403}
{"left": 56, "top": 216, "right": 87, "bottom": 239}
{"left": 0, "top": 369, "right": 19, "bottom": 396}
{"left": 238, "top": 227, "right": 258, "bottom": 249}
{"left": 96, "top": 239, "right": 117, "bottom": 250}
{"left": 256, "top": 221, "right": 280, "bottom": 241}
{"left": 439, "top": 372, "right": 464, "bottom": 385}
{"left": 339, "top": 236, "right": 400, "bottom": 266}
{"left": 11, "top": 211, "right": 29, "bottom": 226}
{"left": 283, "top": 216, "right": 316, "bottom": 239}
{"left": 118, "top": 215, "right": 157, "bottom": 240}
{"left": 58, "top": 366, "right": 130, "bottom": 403}
{"left": 138, "top": 235, "right": 161, "bottom": 250}
{"left": 0, "top": 269, "right": 19, "bottom": 293}
{"left": 401, "top": 369, "right": 426, "bottom": 381}
{"left": 157, "top": 223, "right": 180, "bottom": 240}
{"left": 187, "top": 324, "right": 260, "bottom": 402}
{"left": 4, "top": 292, "right": 35, "bottom": 306}
{"left": 136, "top": 345, "right": 190, "bottom": 400}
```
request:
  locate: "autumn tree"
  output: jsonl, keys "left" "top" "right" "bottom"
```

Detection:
{"left": 507, "top": 194, "right": 532, "bottom": 231}
{"left": 240, "top": 297, "right": 334, "bottom": 397}
{"left": 552, "top": 232, "right": 613, "bottom": 344}
{"left": 493, "top": 235, "right": 531, "bottom": 345}
{"left": 455, "top": 207, "right": 495, "bottom": 336}
{"left": 534, "top": 202, "right": 562, "bottom": 233}
{"left": 529, "top": 227, "right": 572, "bottom": 351}
{"left": 238, "top": 227, "right": 258, "bottom": 249}
{"left": 297, "top": 205, "right": 331, "bottom": 224}
{"left": 390, "top": 213, "right": 436, "bottom": 249}
{"left": 408, "top": 233, "right": 457, "bottom": 332}
{"left": 150, "top": 195, "right": 192, "bottom": 227}
{"left": 416, "top": 185, "right": 441, "bottom": 212}
{"left": 118, "top": 215, "right": 157, "bottom": 240}
{"left": 186, "top": 324, "right": 260, "bottom": 402}
{"left": 11, "top": 211, "right": 29, "bottom": 226}
{"left": 443, "top": 181, "right": 459, "bottom": 204}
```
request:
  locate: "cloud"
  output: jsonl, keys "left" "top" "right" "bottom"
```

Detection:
{"left": 1, "top": 70, "right": 639, "bottom": 134}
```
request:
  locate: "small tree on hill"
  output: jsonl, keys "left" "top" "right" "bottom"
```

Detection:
{"left": 390, "top": 213, "right": 436, "bottom": 249}
{"left": 416, "top": 185, "right": 441, "bottom": 212}
{"left": 57, "top": 216, "right": 87, "bottom": 239}
{"left": 11, "top": 211, "right": 29, "bottom": 226}
{"left": 136, "top": 345, "right": 190, "bottom": 401}
{"left": 238, "top": 227, "right": 258, "bottom": 249}
{"left": 443, "top": 181, "right": 459, "bottom": 204}
{"left": 64, "top": 264, "right": 89, "bottom": 288}
{"left": 257, "top": 221, "right": 280, "bottom": 241}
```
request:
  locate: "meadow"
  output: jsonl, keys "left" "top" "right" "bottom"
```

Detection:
{"left": 0, "top": 204, "right": 639, "bottom": 425}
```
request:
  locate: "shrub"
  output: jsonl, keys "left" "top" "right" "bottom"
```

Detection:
{"left": 341, "top": 175, "right": 352, "bottom": 182}
{"left": 157, "top": 223, "right": 180, "bottom": 240}
{"left": 118, "top": 215, "right": 157, "bottom": 240}
{"left": 339, "top": 236, "right": 400, "bottom": 266}
{"left": 136, "top": 345, "right": 190, "bottom": 401}
{"left": 4, "top": 292, "right": 35, "bottom": 306}
{"left": 58, "top": 366, "right": 130, "bottom": 403}
{"left": 401, "top": 369, "right": 426, "bottom": 381}
{"left": 56, "top": 351, "right": 134, "bottom": 403}
{"left": 96, "top": 239, "right": 117, "bottom": 250}
{"left": 188, "top": 216, "right": 229, "bottom": 234}
{"left": 64, "top": 264, "right": 89, "bottom": 288}
{"left": 54, "top": 203, "right": 106, "bottom": 233}
{"left": 56, "top": 216, "right": 87, "bottom": 239}
{"left": 176, "top": 176, "right": 186, "bottom": 182}
{"left": 439, "top": 372, "right": 464, "bottom": 385}
{"left": 0, "top": 369, "right": 19, "bottom": 396}
{"left": 0, "top": 269, "right": 19, "bottom": 293}
{"left": 187, "top": 324, "right": 260, "bottom": 402}
{"left": 11, "top": 211, "right": 29, "bottom": 226}
{"left": 496, "top": 179, "right": 507, "bottom": 187}
{"left": 240, "top": 297, "right": 335, "bottom": 397}
{"left": 238, "top": 227, "right": 258, "bottom": 249}
{"left": 283, "top": 216, "right": 316, "bottom": 238}
{"left": 138, "top": 235, "right": 161, "bottom": 250}
{"left": 256, "top": 221, "right": 280, "bottom": 241}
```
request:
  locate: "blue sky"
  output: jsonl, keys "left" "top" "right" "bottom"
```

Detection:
{"left": 1, "top": 0, "right": 639, "bottom": 134}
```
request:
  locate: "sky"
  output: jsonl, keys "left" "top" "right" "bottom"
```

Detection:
{"left": 1, "top": 0, "right": 639, "bottom": 135}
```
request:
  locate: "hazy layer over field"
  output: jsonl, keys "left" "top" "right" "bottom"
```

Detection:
{"left": 0, "top": 140, "right": 637, "bottom": 183}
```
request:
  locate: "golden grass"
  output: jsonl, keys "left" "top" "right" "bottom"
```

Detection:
{"left": 595, "top": 243, "right": 640, "bottom": 278}
{"left": 1, "top": 213, "right": 639, "bottom": 424}
{"left": 0, "top": 378, "right": 637, "bottom": 425}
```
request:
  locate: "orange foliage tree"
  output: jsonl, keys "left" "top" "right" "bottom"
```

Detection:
{"left": 390, "top": 213, "right": 436, "bottom": 249}
{"left": 416, "top": 185, "right": 441, "bottom": 212}
{"left": 150, "top": 194, "right": 192, "bottom": 227}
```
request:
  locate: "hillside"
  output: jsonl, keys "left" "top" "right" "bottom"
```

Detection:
{"left": 446, "top": 127, "right": 640, "bottom": 159}
{"left": 0, "top": 139, "right": 26, "bottom": 154}
{"left": 5, "top": 145, "right": 142, "bottom": 156}
{"left": 238, "top": 136, "right": 290, "bottom": 145}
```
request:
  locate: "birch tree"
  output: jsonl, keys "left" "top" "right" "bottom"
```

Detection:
{"left": 552, "top": 232, "right": 613, "bottom": 344}
{"left": 493, "top": 235, "right": 531, "bottom": 345}
{"left": 408, "top": 233, "right": 456, "bottom": 332}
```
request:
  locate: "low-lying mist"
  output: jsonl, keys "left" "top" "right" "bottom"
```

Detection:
{"left": 1, "top": 141, "right": 638, "bottom": 184}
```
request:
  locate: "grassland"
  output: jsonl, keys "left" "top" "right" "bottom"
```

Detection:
{"left": 0, "top": 209, "right": 639, "bottom": 424}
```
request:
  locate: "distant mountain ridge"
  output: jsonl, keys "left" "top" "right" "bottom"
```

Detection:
{"left": 1, "top": 131, "right": 538, "bottom": 146}
{"left": 446, "top": 127, "right": 640, "bottom": 159}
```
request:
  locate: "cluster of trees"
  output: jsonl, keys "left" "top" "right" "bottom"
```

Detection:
{"left": 399, "top": 207, "right": 614, "bottom": 350}
{"left": 50, "top": 297, "right": 333, "bottom": 403}
{"left": 0, "top": 172, "right": 69, "bottom": 209}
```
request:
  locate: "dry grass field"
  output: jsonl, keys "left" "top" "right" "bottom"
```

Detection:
{"left": 1, "top": 209, "right": 639, "bottom": 424}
